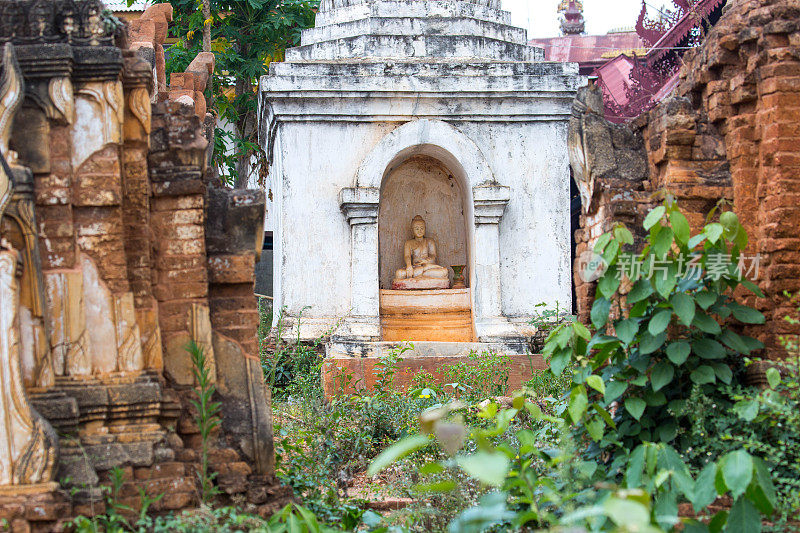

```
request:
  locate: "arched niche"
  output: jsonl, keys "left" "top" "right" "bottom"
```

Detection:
{"left": 341, "top": 119, "right": 510, "bottom": 342}
{"left": 378, "top": 155, "right": 468, "bottom": 289}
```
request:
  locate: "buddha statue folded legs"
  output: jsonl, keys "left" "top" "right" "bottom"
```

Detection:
{"left": 391, "top": 215, "right": 450, "bottom": 290}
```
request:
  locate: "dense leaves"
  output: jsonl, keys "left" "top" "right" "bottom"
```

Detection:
{"left": 164, "top": 0, "right": 318, "bottom": 186}
{"left": 362, "top": 201, "right": 780, "bottom": 532}
{"left": 541, "top": 198, "right": 764, "bottom": 459}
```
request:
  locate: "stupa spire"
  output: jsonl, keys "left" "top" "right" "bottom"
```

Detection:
{"left": 559, "top": 0, "right": 585, "bottom": 35}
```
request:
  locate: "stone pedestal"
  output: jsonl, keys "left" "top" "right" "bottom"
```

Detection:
{"left": 322, "top": 340, "right": 542, "bottom": 398}
{"left": 380, "top": 289, "right": 474, "bottom": 342}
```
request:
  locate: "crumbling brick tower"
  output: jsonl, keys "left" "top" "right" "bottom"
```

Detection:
{"left": 0, "top": 1, "right": 288, "bottom": 528}
{"left": 569, "top": 0, "right": 800, "bottom": 358}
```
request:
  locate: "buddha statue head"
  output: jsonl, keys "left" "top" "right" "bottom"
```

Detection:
{"left": 411, "top": 215, "right": 426, "bottom": 238}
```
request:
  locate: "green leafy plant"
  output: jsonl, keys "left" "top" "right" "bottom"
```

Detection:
{"left": 438, "top": 350, "right": 512, "bottom": 400}
{"left": 543, "top": 198, "right": 764, "bottom": 457}
{"left": 530, "top": 300, "right": 573, "bottom": 328}
{"left": 369, "top": 394, "right": 778, "bottom": 532}
{"left": 262, "top": 305, "right": 334, "bottom": 402}
{"left": 164, "top": 0, "right": 318, "bottom": 187}
{"left": 187, "top": 340, "right": 222, "bottom": 503}
{"left": 69, "top": 466, "right": 163, "bottom": 533}
{"left": 366, "top": 200, "right": 780, "bottom": 532}
{"left": 683, "top": 295, "right": 800, "bottom": 527}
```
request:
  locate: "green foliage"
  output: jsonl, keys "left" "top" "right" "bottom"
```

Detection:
{"left": 261, "top": 306, "right": 327, "bottom": 402}
{"left": 407, "top": 350, "right": 513, "bottom": 403}
{"left": 365, "top": 201, "right": 785, "bottom": 532}
{"left": 188, "top": 340, "right": 222, "bottom": 503}
{"left": 524, "top": 367, "right": 573, "bottom": 400}
{"left": 76, "top": 502, "right": 345, "bottom": 532}
{"left": 368, "top": 393, "right": 778, "bottom": 532}
{"left": 69, "top": 466, "right": 163, "bottom": 532}
{"left": 437, "top": 351, "right": 512, "bottom": 400}
{"left": 682, "top": 302, "right": 800, "bottom": 527}
{"left": 164, "top": 0, "right": 318, "bottom": 186}
{"left": 542, "top": 198, "right": 764, "bottom": 460}
{"left": 530, "top": 300, "right": 573, "bottom": 328}
{"left": 272, "top": 343, "right": 423, "bottom": 528}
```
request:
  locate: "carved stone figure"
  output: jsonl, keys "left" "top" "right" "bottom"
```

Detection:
{"left": 0, "top": 42, "right": 58, "bottom": 492}
{"left": 0, "top": 43, "right": 53, "bottom": 389}
{"left": 0, "top": 247, "right": 58, "bottom": 490}
{"left": 391, "top": 215, "right": 450, "bottom": 290}
{"left": 0, "top": 43, "right": 21, "bottom": 214}
{"left": 0, "top": 0, "right": 113, "bottom": 47}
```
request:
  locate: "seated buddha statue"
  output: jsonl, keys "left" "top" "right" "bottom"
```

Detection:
{"left": 391, "top": 215, "right": 450, "bottom": 290}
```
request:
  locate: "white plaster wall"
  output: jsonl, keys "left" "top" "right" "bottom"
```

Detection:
{"left": 456, "top": 120, "right": 572, "bottom": 317}
{"left": 274, "top": 121, "right": 396, "bottom": 322}
{"left": 275, "top": 117, "right": 571, "bottom": 333}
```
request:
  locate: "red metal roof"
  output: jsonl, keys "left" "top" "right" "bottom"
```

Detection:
{"left": 647, "top": 0, "right": 728, "bottom": 63}
{"left": 528, "top": 32, "right": 647, "bottom": 64}
{"left": 594, "top": 54, "right": 636, "bottom": 106}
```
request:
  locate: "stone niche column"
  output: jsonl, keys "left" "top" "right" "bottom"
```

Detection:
{"left": 205, "top": 186, "right": 275, "bottom": 475}
{"left": 0, "top": 248, "right": 58, "bottom": 494}
{"left": 6, "top": 43, "right": 78, "bottom": 391}
{"left": 0, "top": 42, "right": 59, "bottom": 494}
{"left": 148, "top": 101, "right": 214, "bottom": 386}
{"left": 338, "top": 187, "right": 381, "bottom": 340}
{"left": 122, "top": 51, "right": 162, "bottom": 371}
{"left": 472, "top": 184, "right": 518, "bottom": 342}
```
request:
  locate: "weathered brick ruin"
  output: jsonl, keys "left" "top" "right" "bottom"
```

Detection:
{"left": 569, "top": 0, "right": 800, "bottom": 359}
{"left": 0, "top": 2, "right": 287, "bottom": 530}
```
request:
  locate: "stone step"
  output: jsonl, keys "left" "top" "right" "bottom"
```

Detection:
{"left": 262, "top": 70, "right": 580, "bottom": 96}
{"left": 326, "top": 339, "right": 530, "bottom": 358}
{"left": 320, "top": 0, "right": 502, "bottom": 13}
{"left": 285, "top": 34, "right": 542, "bottom": 61}
{"left": 321, "top": 346, "right": 545, "bottom": 398}
{"left": 268, "top": 59, "right": 570, "bottom": 80}
{"left": 379, "top": 288, "right": 473, "bottom": 342}
{"left": 315, "top": 0, "right": 512, "bottom": 28}
{"left": 301, "top": 16, "right": 528, "bottom": 47}
{"left": 381, "top": 315, "right": 475, "bottom": 342}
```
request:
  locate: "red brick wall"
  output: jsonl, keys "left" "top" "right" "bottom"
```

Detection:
{"left": 36, "top": 124, "right": 77, "bottom": 270}
{"left": 574, "top": 0, "right": 800, "bottom": 357}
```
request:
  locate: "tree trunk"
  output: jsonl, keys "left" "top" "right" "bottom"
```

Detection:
{"left": 202, "top": 0, "right": 211, "bottom": 52}
{"left": 233, "top": 74, "right": 254, "bottom": 189}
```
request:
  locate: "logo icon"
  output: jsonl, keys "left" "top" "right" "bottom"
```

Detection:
{"left": 577, "top": 251, "right": 608, "bottom": 282}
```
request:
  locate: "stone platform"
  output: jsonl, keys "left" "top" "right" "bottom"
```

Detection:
{"left": 380, "top": 288, "right": 474, "bottom": 342}
{"left": 322, "top": 340, "right": 544, "bottom": 398}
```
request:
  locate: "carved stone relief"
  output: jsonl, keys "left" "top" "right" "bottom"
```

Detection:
{"left": 114, "top": 292, "right": 143, "bottom": 373}
{"left": 72, "top": 80, "right": 124, "bottom": 170}
{"left": 0, "top": 248, "right": 58, "bottom": 489}
{"left": 47, "top": 77, "right": 74, "bottom": 124}
{"left": 137, "top": 308, "right": 162, "bottom": 370}
{"left": 127, "top": 87, "right": 152, "bottom": 140}
{"left": 45, "top": 271, "right": 90, "bottom": 376}
{"left": 78, "top": 254, "right": 144, "bottom": 375}
{"left": 164, "top": 303, "right": 215, "bottom": 386}
{"left": 80, "top": 253, "right": 117, "bottom": 374}
{"left": 0, "top": 0, "right": 114, "bottom": 47}
{"left": 0, "top": 44, "right": 53, "bottom": 389}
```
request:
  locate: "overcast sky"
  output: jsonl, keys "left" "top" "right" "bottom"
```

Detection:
{"left": 502, "top": 0, "right": 649, "bottom": 38}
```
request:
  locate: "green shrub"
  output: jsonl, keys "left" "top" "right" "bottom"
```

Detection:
{"left": 438, "top": 350, "right": 512, "bottom": 400}
{"left": 187, "top": 341, "right": 222, "bottom": 504}
{"left": 683, "top": 298, "right": 800, "bottom": 526}
{"left": 543, "top": 198, "right": 764, "bottom": 461}
{"left": 261, "top": 305, "right": 327, "bottom": 402}
{"left": 367, "top": 200, "right": 781, "bottom": 532}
